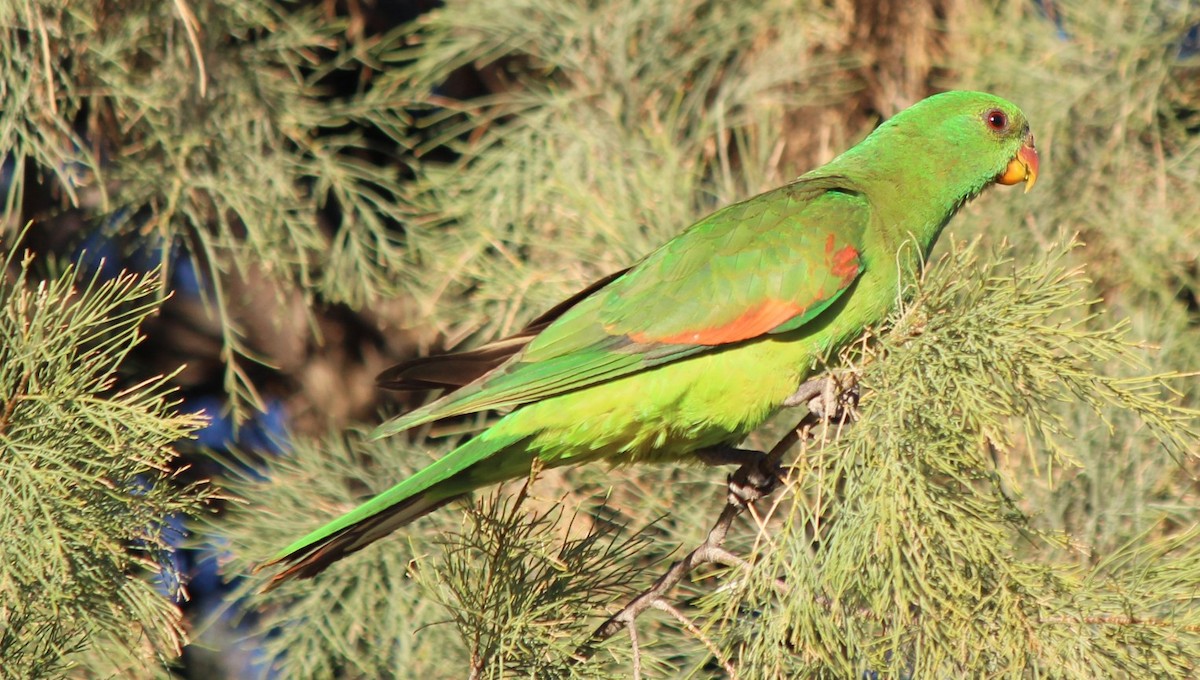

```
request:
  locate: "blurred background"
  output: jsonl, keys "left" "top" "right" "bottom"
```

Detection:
{"left": 1, "top": 0, "right": 1197, "bottom": 677}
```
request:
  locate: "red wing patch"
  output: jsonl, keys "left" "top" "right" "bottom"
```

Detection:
{"left": 831, "top": 246, "right": 859, "bottom": 284}
{"left": 629, "top": 298, "right": 806, "bottom": 346}
{"left": 825, "top": 234, "right": 860, "bottom": 285}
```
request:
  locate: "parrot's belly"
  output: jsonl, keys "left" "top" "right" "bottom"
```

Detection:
{"left": 493, "top": 267, "right": 896, "bottom": 473}
{"left": 506, "top": 334, "right": 823, "bottom": 467}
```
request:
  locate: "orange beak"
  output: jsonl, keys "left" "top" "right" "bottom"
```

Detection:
{"left": 997, "top": 134, "right": 1039, "bottom": 193}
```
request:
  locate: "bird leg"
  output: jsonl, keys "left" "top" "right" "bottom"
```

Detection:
{"left": 728, "top": 455, "right": 783, "bottom": 505}
{"left": 693, "top": 374, "right": 859, "bottom": 507}
{"left": 695, "top": 445, "right": 782, "bottom": 506}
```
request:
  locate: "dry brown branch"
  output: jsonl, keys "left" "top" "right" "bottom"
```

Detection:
{"left": 651, "top": 599, "right": 738, "bottom": 678}
{"left": 627, "top": 619, "right": 642, "bottom": 680}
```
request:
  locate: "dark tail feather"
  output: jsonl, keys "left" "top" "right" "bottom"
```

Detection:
{"left": 376, "top": 267, "right": 631, "bottom": 391}
{"left": 376, "top": 336, "right": 532, "bottom": 391}
{"left": 521, "top": 267, "right": 629, "bottom": 328}
{"left": 260, "top": 492, "right": 460, "bottom": 591}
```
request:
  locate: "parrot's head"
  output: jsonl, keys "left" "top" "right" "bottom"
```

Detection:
{"left": 906, "top": 90, "right": 1039, "bottom": 194}
{"left": 970, "top": 94, "right": 1039, "bottom": 194}
{"left": 850, "top": 90, "right": 1040, "bottom": 204}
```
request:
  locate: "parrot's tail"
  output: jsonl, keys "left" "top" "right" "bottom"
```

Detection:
{"left": 260, "top": 491, "right": 459, "bottom": 589}
{"left": 258, "top": 429, "right": 529, "bottom": 590}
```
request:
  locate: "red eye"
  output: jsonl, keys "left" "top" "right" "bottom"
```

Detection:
{"left": 985, "top": 109, "right": 1008, "bottom": 131}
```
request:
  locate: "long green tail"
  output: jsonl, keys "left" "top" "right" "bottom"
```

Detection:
{"left": 260, "top": 428, "right": 527, "bottom": 589}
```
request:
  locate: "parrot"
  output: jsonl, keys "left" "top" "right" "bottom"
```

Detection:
{"left": 260, "top": 90, "right": 1039, "bottom": 588}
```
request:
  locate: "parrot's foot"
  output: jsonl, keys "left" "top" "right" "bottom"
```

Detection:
{"left": 783, "top": 375, "right": 860, "bottom": 423}
{"left": 728, "top": 454, "right": 782, "bottom": 506}
{"left": 696, "top": 446, "right": 782, "bottom": 505}
{"left": 808, "top": 382, "right": 858, "bottom": 422}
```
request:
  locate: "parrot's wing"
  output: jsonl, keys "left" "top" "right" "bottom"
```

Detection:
{"left": 376, "top": 268, "right": 631, "bottom": 391}
{"left": 373, "top": 174, "right": 871, "bottom": 439}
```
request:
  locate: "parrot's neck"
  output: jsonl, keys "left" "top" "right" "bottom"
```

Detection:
{"left": 821, "top": 122, "right": 1001, "bottom": 267}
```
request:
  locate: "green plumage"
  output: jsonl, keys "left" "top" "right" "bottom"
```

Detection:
{"left": 263, "top": 91, "right": 1039, "bottom": 587}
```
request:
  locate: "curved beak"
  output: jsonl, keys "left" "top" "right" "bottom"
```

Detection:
{"left": 997, "top": 133, "right": 1039, "bottom": 193}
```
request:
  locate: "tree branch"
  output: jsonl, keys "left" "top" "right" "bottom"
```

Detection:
{"left": 627, "top": 618, "right": 642, "bottom": 680}
{"left": 575, "top": 374, "right": 855, "bottom": 661}
{"left": 651, "top": 599, "right": 738, "bottom": 677}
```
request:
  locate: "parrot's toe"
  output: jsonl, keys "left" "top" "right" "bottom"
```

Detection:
{"left": 806, "top": 381, "right": 860, "bottom": 423}
{"left": 727, "top": 456, "right": 782, "bottom": 506}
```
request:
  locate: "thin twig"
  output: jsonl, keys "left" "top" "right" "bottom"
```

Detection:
{"left": 579, "top": 501, "right": 745, "bottom": 655}
{"left": 172, "top": 0, "right": 208, "bottom": 97}
{"left": 35, "top": 9, "right": 57, "bottom": 115}
{"left": 652, "top": 599, "right": 738, "bottom": 678}
{"left": 1039, "top": 615, "right": 1200, "bottom": 633}
{"left": 706, "top": 545, "right": 790, "bottom": 595}
{"left": 627, "top": 618, "right": 642, "bottom": 680}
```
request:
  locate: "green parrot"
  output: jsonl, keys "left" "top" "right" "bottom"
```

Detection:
{"left": 261, "top": 90, "right": 1038, "bottom": 587}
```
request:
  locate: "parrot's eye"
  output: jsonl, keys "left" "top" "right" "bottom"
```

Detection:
{"left": 985, "top": 109, "right": 1008, "bottom": 131}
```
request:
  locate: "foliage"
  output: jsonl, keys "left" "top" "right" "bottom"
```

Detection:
{"left": 0, "top": 242, "right": 209, "bottom": 678}
{"left": 422, "top": 486, "right": 652, "bottom": 679}
{"left": 0, "top": 0, "right": 414, "bottom": 413}
{"left": 709, "top": 241, "right": 1200, "bottom": 677}
{"left": 219, "top": 0, "right": 1200, "bottom": 675}
{"left": 217, "top": 431, "right": 655, "bottom": 679}
{"left": 3, "top": 0, "right": 1199, "bottom": 676}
